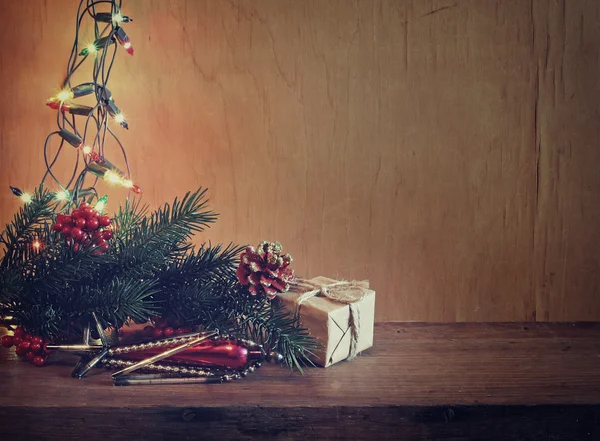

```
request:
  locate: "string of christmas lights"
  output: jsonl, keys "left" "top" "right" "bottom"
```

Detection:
{"left": 11, "top": 0, "right": 140, "bottom": 209}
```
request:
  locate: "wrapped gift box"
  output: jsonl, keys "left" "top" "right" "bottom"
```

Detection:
{"left": 277, "top": 276, "right": 375, "bottom": 367}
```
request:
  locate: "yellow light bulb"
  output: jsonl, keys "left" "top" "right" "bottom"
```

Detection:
{"left": 122, "top": 179, "right": 134, "bottom": 188}
{"left": 55, "top": 89, "right": 74, "bottom": 102}
{"left": 55, "top": 190, "right": 69, "bottom": 201}
{"left": 82, "top": 145, "right": 92, "bottom": 155}
{"left": 112, "top": 13, "right": 124, "bottom": 23}
{"left": 104, "top": 170, "right": 122, "bottom": 184}
{"left": 123, "top": 41, "right": 132, "bottom": 50}
{"left": 20, "top": 193, "right": 33, "bottom": 204}
{"left": 32, "top": 240, "right": 41, "bottom": 250}
{"left": 85, "top": 43, "right": 98, "bottom": 55}
{"left": 114, "top": 113, "right": 126, "bottom": 124}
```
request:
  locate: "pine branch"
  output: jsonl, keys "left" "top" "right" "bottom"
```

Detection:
{"left": 0, "top": 187, "right": 55, "bottom": 269}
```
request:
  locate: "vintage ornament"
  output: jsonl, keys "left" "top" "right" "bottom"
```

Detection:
{"left": 46, "top": 313, "right": 280, "bottom": 385}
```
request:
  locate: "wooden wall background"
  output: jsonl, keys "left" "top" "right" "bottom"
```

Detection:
{"left": 0, "top": 0, "right": 598, "bottom": 322}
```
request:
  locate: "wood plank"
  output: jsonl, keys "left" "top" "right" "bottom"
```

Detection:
{"left": 1, "top": 322, "right": 599, "bottom": 440}
{"left": 1, "top": 322, "right": 599, "bottom": 408}
{"left": 532, "top": 0, "right": 600, "bottom": 321}
{"left": 0, "top": 1, "right": 598, "bottom": 322}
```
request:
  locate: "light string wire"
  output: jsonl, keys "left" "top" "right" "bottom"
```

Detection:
{"left": 38, "top": 0, "right": 132, "bottom": 210}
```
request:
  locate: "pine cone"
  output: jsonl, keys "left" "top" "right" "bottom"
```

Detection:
{"left": 237, "top": 241, "right": 294, "bottom": 299}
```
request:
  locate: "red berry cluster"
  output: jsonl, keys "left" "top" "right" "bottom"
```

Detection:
{"left": 142, "top": 317, "right": 193, "bottom": 340}
{"left": 1, "top": 327, "right": 51, "bottom": 367}
{"left": 52, "top": 202, "right": 113, "bottom": 253}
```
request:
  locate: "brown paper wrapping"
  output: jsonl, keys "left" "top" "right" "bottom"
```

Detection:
{"left": 277, "top": 276, "right": 375, "bottom": 367}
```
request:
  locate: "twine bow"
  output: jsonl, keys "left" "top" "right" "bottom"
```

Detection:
{"left": 291, "top": 279, "right": 369, "bottom": 361}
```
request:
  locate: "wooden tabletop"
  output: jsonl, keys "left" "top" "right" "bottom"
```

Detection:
{"left": 1, "top": 322, "right": 599, "bottom": 440}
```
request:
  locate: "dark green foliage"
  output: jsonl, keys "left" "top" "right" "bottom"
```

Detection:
{"left": 0, "top": 187, "right": 315, "bottom": 371}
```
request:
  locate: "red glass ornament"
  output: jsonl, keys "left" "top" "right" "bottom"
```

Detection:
{"left": 1, "top": 335, "right": 13, "bottom": 348}
{"left": 98, "top": 216, "right": 111, "bottom": 227}
{"left": 119, "top": 340, "right": 259, "bottom": 370}
{"left": 143, "top": 325, "right": 155, "bottom": 336}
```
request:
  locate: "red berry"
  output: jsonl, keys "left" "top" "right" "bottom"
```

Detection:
{"left": 31, "top": 336, "right": 43, "bottom": 345}
{"left": 1, "top": 335, "right": 14, "bottom": 348}
{"left": 163, "top": 327, "right": 175, "bottom": 337}
{"left": 63, "top": 216, "right": 74, "bottom": 226}
{"left": 30, "top": 342, "right": 42, "bottom": 354}
{"left": 71, "top": 209, "right": 82, "bottom": 219}
{"left": 19, "top": 341, "right": 31, "bottom": 351}
{"left": 71, "top": 227, "right": 84, "bottom": 242}
{"left": 152, "top": 327, "right": 164, "bottom": 339}
{"left": 75, "top": 217, "right": 86, "bottom": 229}
{"left": 26, "top": 351, "right": 35, "bottom": 362}
{"left": 12, "top": 336, "right": 23, "bottom": 346}
{"left": 79, "top": 202, "right": 90, "bottom": 208}
{"left": 143, "top": 325, "right": 155, "bottom": 336}
{"left": 52, "top": 223, "right": 63, "bottom": 232}
{"left": 94, "top": 237, "right": 106, "bottom": 247}
{"left": 174, "top": 328, "right": 186, "bottom": 335}
{"left": 81, "top": 207, "right": 95, "bottom": 218}
{"left": 98, "top": 216, "right": 111, "bottom": 227}
{"left": 84, "top": 217, "right": 99, "bottom": 231}
{"left": 15, "top": 345, "right": 28, "bottom": 357}
{"left": 23, "top": 333, "right": 32, "bottom": 341}
{"left": 61, "top": 226, "right": 72, "bottom": 237}
{"left": 13, "top": 327, "right": 25, "bottom": 338}
{"left": 33, "top": 355, "right": 48, "bottom": 367}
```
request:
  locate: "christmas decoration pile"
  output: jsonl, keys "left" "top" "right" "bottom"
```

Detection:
{"left": 0, "top": 0, "right": 317, "bottom": 381}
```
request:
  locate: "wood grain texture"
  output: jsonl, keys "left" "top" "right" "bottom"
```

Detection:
{"left": 1, "top": 322, "right": 600, "bottom": 407}
{"left": 0, "top": 1, "right": 598, "bottom": 322}
{"left": 1, "top": 323, "right": 600, "bottom": 440}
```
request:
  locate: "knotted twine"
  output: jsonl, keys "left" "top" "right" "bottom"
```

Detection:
{"left": 290, "top": 279, "right": 369, "bottom": 361}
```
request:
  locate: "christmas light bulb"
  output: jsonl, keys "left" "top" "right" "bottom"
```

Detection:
{"left": 20, "top": 193, "right": 33, "bottom": 204}
{"left": 82, "top": 145, "right": 92, "bottom": 155}
{"left": 50, "top": 89, "right": 74, "bottom": 102}
{"left": 71, "top": 83, "right": 95, "bottom": 98}
{"left": 122, "top": 179, "right": 133, "bottom": 188}
{"left": 55, "top": 190, "right": 70, "bottom": 201}
{"left": 81, "top": 42, "right": 98, "bottom": 56}
{"left": 104, "top": 170, "right": 122, "bottom": 184}
{"left": 105, "top": 100, "right": 129, "bottom": 129}
{"left": 114, "top": 113, "right": 126, "bottom": 124}
{"left": 59, "top": 128, "right": 84, "bottom": 148}
{"left": 94, "top": 195, "right": 108, "bottom": 213}
{"left": 115, "top": 27, "right": 134, "bottom": 55}
{"left": 9, "top": 186, "right": 23, "bottom": 197}
{"left": 32, "top": 240, "right": 41, "bottom": 251}
{"left": 131, "top": 184, "right": 143, "bottom": 195}
{"left": 46, "top": 102, "right": 93, "bottom": 116}
{"left": 93, "top": 12, "right": 132, "bottom": 24}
